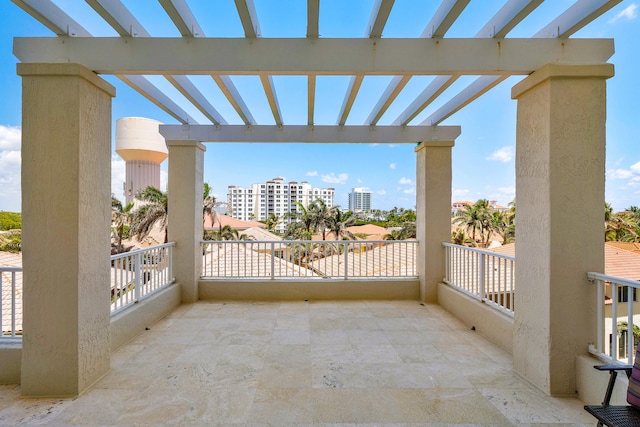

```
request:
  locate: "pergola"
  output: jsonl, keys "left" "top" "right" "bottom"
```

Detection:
{"left": 12, "top": 0, "right": 619, "bottom": 397}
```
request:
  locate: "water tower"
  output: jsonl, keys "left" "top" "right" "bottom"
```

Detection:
{"left": 115, "top": 117, "right": 168, "bottom": 205}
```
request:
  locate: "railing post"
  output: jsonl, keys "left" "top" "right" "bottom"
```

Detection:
{"left": 344, "top": 242, "right": 348, "bottom": 280}
{"left": 611, "top": 284, "right": 618, "bottom": 359}
{"left": 169, "top": 244, "right": 174, "bottom": 281}
{"left": 270, "top": 242, "right": 275, "bottom": 280}
{"left": 135, "top": 251, "right": 142, "bottom": 303}
{"left": 479, "top": 252, "right": 486, "bottom": 301}
{"left": 11, "top": 271, "right": 16, "bottom": 338}
{"left": 628, "top": 286, "right": 635, "bottom": 364}
{"left": 596, "top": 277, "right": 603, "bottom": 355}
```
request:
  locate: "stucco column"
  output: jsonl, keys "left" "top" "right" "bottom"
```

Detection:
{"left": 511, "top": 63, "right": 613, "bottom": 395}
{"left": 415, "top": 141, "right": 455, "bottom": 302}
{"left": 167, "top": 140, "right": 205, "bottom": 303}
{"left": 18, "top": 63, "right": 115, "bottom": 396}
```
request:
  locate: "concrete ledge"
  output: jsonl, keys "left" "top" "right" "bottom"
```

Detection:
{"left": 199, "top": 279, "right": 420, "bottom": 301}
{"left": 576, "top": 353, "right": 628, "bottom": 405}
{"left": 0, "top": 342, "right": 21, "bottom": 384}
{"left": 110, "top": 283, "right": 182, "bottom": 351}
{"left": 437, "top": 282, "right": 513, "bottom": 353}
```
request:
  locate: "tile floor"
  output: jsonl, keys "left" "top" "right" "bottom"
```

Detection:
{"left": 0, "top": 300, "right": 595, "bottom": 426}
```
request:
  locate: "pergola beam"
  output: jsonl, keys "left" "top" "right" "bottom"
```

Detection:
{"left": 534, "top": 0, "right": 622, "bottom": 38}
{"left": 308, "top": 75, "right": 316, "bottom": 125}
{"left": 211, "top": 75, "right": 256, "bottom": 125}
{"left": 159, "top": 124, "right": 461, "bottom": 144}
{"left": 234, "top": 0, "right": 260, "bottom": 38}
{"left": 118, "top": 75, "right": 198, "bottom": 124}
{"left": 159, "top": 0, "right": 204, "bottom": 37}
{"left": 393, "top": 75, "right": 458, "bottom": 126}
{"left": 306, "top": 0, "right": 320, "bottom": 38}
{"left": 85, "top": 0, "right": 149, "bottom": 37}
{"left": 165, "top": 75, "right": 226, "bottom": 125}
{"left": 11, "top": 0, "right": 91, "bottom": 37}
{"left": 337, "top": 75, "right": 364, "bottom": 126}
{"left": 421, "top": 0, "right": 470, "bottom": 38}
{"left": 260, "top": 75, "right": 283, "bottom": 126}
{"left": 366, "top": 75, "right": 410, "bottom": 125}
{"left": 13, "top": 38, "right": 615, "bottom": 75}
{"left": 367, "top": 0, "right": 395, "bottom": 38}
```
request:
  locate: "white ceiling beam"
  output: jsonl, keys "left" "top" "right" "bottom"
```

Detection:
{"left": 394, "top": 0, "right": 544, "bottom": 125}
{"left": 308, "top": 75, "right": 316, "bottom": 125}
{"left": 234, "top": 0, "right": 261, "bottom": 38}
{"left": 211, "top": 75, "right": 256, "bottom": 126}
{"left": 159, "top": 125, "right": 462, "bottom": 144}
{"left": 367, "top": 0, "right": 395, "bottom": 38}
{"left": 420, "top": 75, "right": 507, "bottom": 126}
{"left": 159, "top": 0, "right": 204, "bottom": 37}
{"left": 307, "top": 0, "right": 320, "bottom": 38}
{"left": 11, "top": 0, "right": 92, "bottom": 37}
{"left": 392, "top": 75, "right": 458, "bottom": 126}
{"left": 260, "top": 75, "right": 283, "bottom": 126}
{"left": 366, "top": 76, "right": 410, "bottom": 125}
{"left": 534, "top": 0, "right": 622, "bottom": 38}
{"left": 421, "top": 0, "right": 470, "bottom": 38}
{"left": 15, "top": 38, "right": 614, "bottom": 75}
{"left": 118, "top": 75, "right": 198, "bottom": 124}
{"left": 165, "top": 75, "right": 227, "bottom": 125}
{"left": 337, "top": 75, "right": 364, "bottom": 126}
{"left": 84, "top": 0, "right": 149, "bottom": 37}
{"left": 475, "top": 0, "right": 543, "bottom": 38}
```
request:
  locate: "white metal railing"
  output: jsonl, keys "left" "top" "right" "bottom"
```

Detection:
{"left": 201, "top": 240, "right": 417, "bottom": 279}
{"left": 111, "top": 243, "right": 175, "bottom": 314}
{"left": 588, "top": 272, "right": 640, "bottom": 365}
{"left": 1, "top": 266, "right": 22, "bottom": 340}
{"left": 443, "top": 243, "right": 515, "bottom": 316}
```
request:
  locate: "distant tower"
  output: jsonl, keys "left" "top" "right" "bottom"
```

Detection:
{"left": 115, "top": 117, "right": 168, "bottom": 205}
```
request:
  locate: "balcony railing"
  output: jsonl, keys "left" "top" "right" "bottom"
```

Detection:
{"left": 201, "top": 240, "right": 417, "bottom": 279}
{"left": 1, "top": 266, "right": 22, "bottom": 340}
{"left": 111, "top": 243, "right": 175, "bottom": 314}
{"left": 443, "top": 243, "right": 515, "bottom": 316}
{"left": 588, "top": 272, "right": 640, "bottom": 365}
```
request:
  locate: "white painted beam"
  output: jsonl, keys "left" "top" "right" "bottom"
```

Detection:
{"left": 475, "top": 0, "right": 543, "bottom": 38}
{"left": 159, "top": 0, "right": 204, "bottom": 37}
{"left": 159, "top": 124, "right": 462, "bottom": 144}
{"left": 421, "top": 0, "right": 470, "bottom": 38}
{"left": 534, "top": 0, "right": 622, "bottom": 38}
{"left": 211, "top": 75, "right": 256, "bottom": 125}
{"left": 420, "top": 75, "right": 507, "bottom": 126}
{"left": 118, "top": 75, "right": 198, "bottom": 124}
{"left": 234, "top": 0, "right": 260, "bottom": 38}
{"left": 165, "top": 75, "right": 227, "bottom": 125}
{"left": 260, "top": 75, "right": 283, "bottom": 126}
{"left": 11, "top": 0, "right": 92, "bottom": 37}
{"left": 14, "top": 38, "right": 615, "bottom": 75}
{"left": 337, "top": 75, "right": 364, "bottom": 126}
{"left": 308, "top": 75, "right": 316, "bottom": 125}
{"left": 393, "top": 75, "right": 458, "bottom": 126}
{"left": 307, "top": 0, "right": 320, "bottom": 38}
{"left": 368, "top": 0, "right": 395, "bottom": 38}
{"left": 85, "top": 0, "right": 149, "bottom": 37}
{"left": 366, "top": 75, "right": 410, "bottom": 125}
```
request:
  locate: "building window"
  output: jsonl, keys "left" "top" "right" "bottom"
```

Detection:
{"left": 617, "top": 286, "right": 637, "bottom": 303}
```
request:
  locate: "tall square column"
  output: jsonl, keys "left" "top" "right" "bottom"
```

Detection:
{"left": 512, "top": 63, "right": 613, "bottom": 395}
{"left": 416, "top": 141, "right": 454, "bottom": 302}
{"left": 167, "top": 140, "right": 205, "bottom": 303}
{"left": 18, "top": 63, "right": 115, "bottom": 396}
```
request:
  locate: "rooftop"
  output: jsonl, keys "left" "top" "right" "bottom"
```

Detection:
{"left": 0, "top": 300, "right": 593, "bottom": 425}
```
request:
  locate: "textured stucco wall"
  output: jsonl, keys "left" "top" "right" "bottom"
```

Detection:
{"left": 167, "top": 140, "right": 205, "bottom": 303}
{"left": 511, "top": 64, "right": 613, "bottom": 396}
{"left": 0, "top": 344, "right": 21, "bottom": 384}
{"left": 415, "top": 142, "right": 454, "bottom": 302}
{"left": 18, "top": 63, "right": 114, "bottom": 396}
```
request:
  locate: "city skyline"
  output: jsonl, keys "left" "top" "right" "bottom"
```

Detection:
{"left": 0, "top": 1, "right": 638, "bottom": 212}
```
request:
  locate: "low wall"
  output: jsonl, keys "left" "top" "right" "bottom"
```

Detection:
{"left": 0, "top": 342, "right": 21, "bottom": 384}
{"left": 199, "top": 279, "right": 420, "bottom": 301}
{"left": 110, "top": 283, "right": 182, "bottom": 351}
{"left": 437, "top": 282, "right": 514, "bottom": 354}
{"left": 576, "top": 353, "right": 629, "bottom": 405}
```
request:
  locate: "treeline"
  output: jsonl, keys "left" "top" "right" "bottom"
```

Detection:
{"left": 0, "top": 211, "right": 21, "bottom": 231}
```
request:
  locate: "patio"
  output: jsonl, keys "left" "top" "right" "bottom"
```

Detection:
{"left": 0, "top": 300, "right": 593, "bottom": 425}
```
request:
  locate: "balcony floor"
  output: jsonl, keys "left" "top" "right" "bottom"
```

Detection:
{"left": 0, "top": 300, "right": 593, "bottom": 426}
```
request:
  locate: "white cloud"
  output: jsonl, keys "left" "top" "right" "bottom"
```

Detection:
{"left": 0, "top": 125, "right": 21, "bottom": 150}
{"left": 357, "top": 178, "right": 363, "bottom": 183}
{"left": 403, "top": 188, "right": 415, "bottom": 195}
{"left": 389, "top": 163, "right": 396, "bottom": 170}
{"left": 452, "top": 188, "right": 470, "bottom": 199}
{"left": 608, "top": 4, "right": 637, "bottom": 23}
{"left": 306, "top": 170, "right": 318, "bottom": 177}
{"left": 377, "top": 189, "right": 387, "bottom": 195}
{"left": 321, "top": 172, "right": 348, "bottom": 184}
{"left": 608, "top": 169, "right": 634, "bottom": 179}
{"left": 398, "top": 177, "right": 412, "bottom": 185}
{"left": 111, "top": 157, "right": 126, "bottom": 202}
{"left": 486, "top": 146, "right": 514, "bottom": 163}
{"left": 630, "top": 161, "right": 640, "bottom": 174}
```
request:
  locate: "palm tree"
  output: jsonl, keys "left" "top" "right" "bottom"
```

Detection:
{"left": 308, "top": 199, "right": 330, "bottom": 239}
{"left": 111, "top": 195, "right": 134, "bottom": 253}
{"left": 605, "top": 202, "right": 638, "bottom": 242}
{"left": 130, "top": 186, "right": 169, "bottom": 243}
{"left": 451, "top": 229, "right": 475, "bottom": 246}
{"left": 205, "top": 225, "right": 252, "bottom": 241}
{"left": 326, "top": 208, "right": 356, "bottom": 240}
{"left": 265, "top": 213, "right": 280, "bottom": 232}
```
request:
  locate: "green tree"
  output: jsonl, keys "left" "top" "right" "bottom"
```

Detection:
{"left": 326, "top": 208, "right": 356, "bottom": 240}
{"left": 0, "top": 211, "right": 21, "bottom": 231}
{"left": 130, "top": 186, "right": 169, "bottom": 243}
{"left": 111, "top": 195, "right": 134, "bottom": 253}
{"left": 265, "top": 213, "right": 280, "bottom": 232}
{"left": 0, "top": 229, "right": 21, "bottom": 253}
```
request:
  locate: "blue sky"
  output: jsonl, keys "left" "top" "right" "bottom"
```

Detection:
{"left": 0, "top": 0, "right": 638, "bottom": 213}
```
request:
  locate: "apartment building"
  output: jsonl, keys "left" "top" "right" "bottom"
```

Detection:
{"left": 227, "top": 177, "right": 335, "bottom": 232}
{"left": 348, "top": 187, "right": 372, "bottom": 213}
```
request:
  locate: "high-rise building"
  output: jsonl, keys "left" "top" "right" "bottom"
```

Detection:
{"left": 348, "top": 187, "right": 372, "bottom": 213}
{"left": 227, "top": 177, "right": 335, "bottom": 232}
